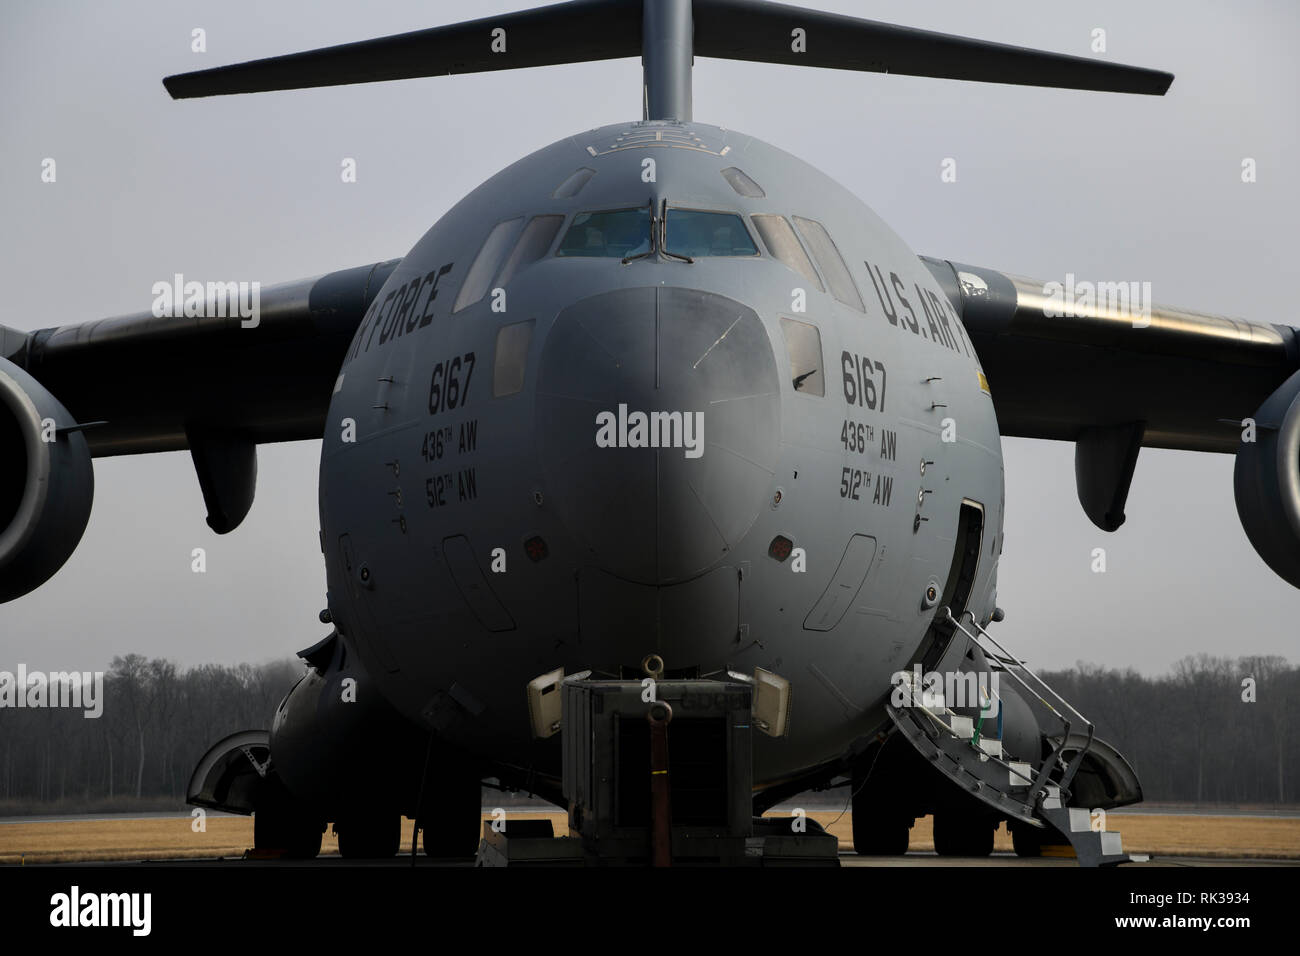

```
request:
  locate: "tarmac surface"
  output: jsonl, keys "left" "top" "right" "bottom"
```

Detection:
{"left": 28, "top": 849, "right": 1298, "bottom": 866}
{"left": 5, "top": 805, "right": 1299, "bottom": 825}
{"left": 5, "top": 806, "right": 1297, "bottom": 866}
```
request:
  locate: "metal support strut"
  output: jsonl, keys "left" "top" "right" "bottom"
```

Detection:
{"left": 648, "top": 701, "right": 673, "bottom": 867}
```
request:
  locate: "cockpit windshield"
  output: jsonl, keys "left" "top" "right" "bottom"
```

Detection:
{"left": 663, "top": 209, "right": 757, "bottom": 258}
{"left": 556, "top": 208, "right": 652, "bottom": 258}
{"left": 556, "top": 205, "right": 759, "bottom": 261}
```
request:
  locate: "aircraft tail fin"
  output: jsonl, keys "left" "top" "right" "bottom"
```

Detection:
{"left": 164, "top": 0, "right": 1171, "bottom": 110}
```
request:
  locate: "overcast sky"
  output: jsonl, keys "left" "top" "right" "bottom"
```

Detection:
{"left": 2, "top": 0, "right": 1297, "bottom": 676}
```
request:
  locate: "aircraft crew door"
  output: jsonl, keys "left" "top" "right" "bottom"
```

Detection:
{"left": 910, "top": 499, "right": 983, "bottom": 672}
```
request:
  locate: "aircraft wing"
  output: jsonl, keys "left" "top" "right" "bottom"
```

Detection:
{"left": 1, "top": 259, "right": 399, "bottom": 459}
{"left": 922, "top": 256, "right": 1300, "bottom": 586}
{"left": 0, "top": 258, "right": 398, "bottom": 597}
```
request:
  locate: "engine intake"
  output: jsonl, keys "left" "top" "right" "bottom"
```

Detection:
{"left": 1234, "top": 368, "right": 1300, "bottom": 588}
{"left": 0, "top": 356, "right": 94, "bottom": 602}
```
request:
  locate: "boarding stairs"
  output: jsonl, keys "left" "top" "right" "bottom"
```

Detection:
{"left": 885, "top": 608, "right": 1129, "bottom": 866}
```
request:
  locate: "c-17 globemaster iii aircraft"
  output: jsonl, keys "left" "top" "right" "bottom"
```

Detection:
{"left": 3, "top": 0, "right": 1298, "bottom": 866}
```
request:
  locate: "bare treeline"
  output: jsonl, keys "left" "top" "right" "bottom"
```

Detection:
{"left": 0, "top": 653, "right": 1295, "bottom": 813}
{"left": 1039, "top": 654, "right": 1296, "bottom": 805}
{"left": 1, "top": 654, "right": 302, "bottom": 812}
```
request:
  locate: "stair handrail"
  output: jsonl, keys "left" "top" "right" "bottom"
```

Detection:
{"left": 940, "top": 608, "right": 1095, "bottom": 808}
{"left": 957, "top": 611, "right": 1097, "bottom": 797}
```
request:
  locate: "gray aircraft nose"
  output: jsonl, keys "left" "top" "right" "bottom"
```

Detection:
{"left": 536, "top": 286, "right": 781, "bottom": 585}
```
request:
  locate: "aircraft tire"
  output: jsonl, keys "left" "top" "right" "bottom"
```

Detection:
{"left": 420, "top": 775, "right": 483, "bottom": 858}
{"left": 1010, "top": 821, "right": 1043, "bottom": 857}
{"left": 336, "top": 814, "right": 401, "bottom": 858}
{"left": 254, "top": 804, "right": 324, "bottom": 859}
{"left": 851, "top": 810, "right": 911, "bottom": 855}
{"left": 1010, "top": 820, "right": 1073, "bottom": 857}
{"left": 932, "top": 811, "right": 994, "bottom": 857}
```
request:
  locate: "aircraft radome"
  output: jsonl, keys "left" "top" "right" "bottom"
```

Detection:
{"left": 2, "top": 0, "right": 1296, "bottom": 867}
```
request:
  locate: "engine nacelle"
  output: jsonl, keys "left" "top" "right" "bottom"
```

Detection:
{"left": 0, "top": 357, "right": 94, "bottom": 603}
{"left": 1234, "top": 368, "right": 1300, "bottom": 589}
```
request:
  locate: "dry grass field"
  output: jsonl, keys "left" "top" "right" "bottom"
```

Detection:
{"left": 2, "top": 810, "right": 1297, "bottom": 864}
{"left": 810, "top": 812, "right": 1300, "bottom": 860}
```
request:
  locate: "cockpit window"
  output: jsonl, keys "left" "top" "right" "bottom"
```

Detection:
{"left": 454, "top": 217, "right": 523, "bottom": 312}
{"left": 493, "top": 319, "right": 534, "bottom": 397}
{"left": 752, "top": 214, "right": 822, "bottom": 290}
{"left": 495, "top": 215, "right": 564, "bottom": 286}
{"left": 553, "top": 167, "right": 596, "bottom": 199}
{"left": 556, "top": 208, "right": 652, "bottom": 258}
{"left": 663, "top": 209, "right": 758, "bottom": 258}
{"left": 780, "top": 318, "right": 825, "bottom": 396}
{"left": 721, "top": 167, "right": 765, "bottom": 198}
{"left": 792, "top": 216, "right": 864, "bottom": 312}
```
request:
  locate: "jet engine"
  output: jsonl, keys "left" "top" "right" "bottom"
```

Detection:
{"left": 1234, "top": 368, "right": 1300, "bottom": 588}
{"left": 0, "top": 356, "right": 94, "bottom": 602}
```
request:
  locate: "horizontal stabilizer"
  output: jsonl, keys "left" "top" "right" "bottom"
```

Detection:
{"left": 164, "top": 0, "right": 1171, "bottom": 102}
{"left": 163, "top": 0, "right": 638, "bottom": 99}
{"left": 693, "top": 0, "right": 1172, "bottom": 95}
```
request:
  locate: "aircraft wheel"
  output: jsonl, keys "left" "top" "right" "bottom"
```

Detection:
{"left": 1011, "top": 820, "right": 1072, "bottom": 857}
{"left": 852, "top": 808, "right": 912, "bottom": 855}
{"left": 336, "top": 814, "right": 401, "bottom": 859}
{"left": 1010, "top": 821, "right": 1043, "bottom": 857}
{"left": 932, "top": 811, "right": 994, "bottom": 857}
{"left": 420, "top": 775, "right": 483, "bottom": 858}
{"left": 254, "top": 804, "right": 324, "bottom": 859}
